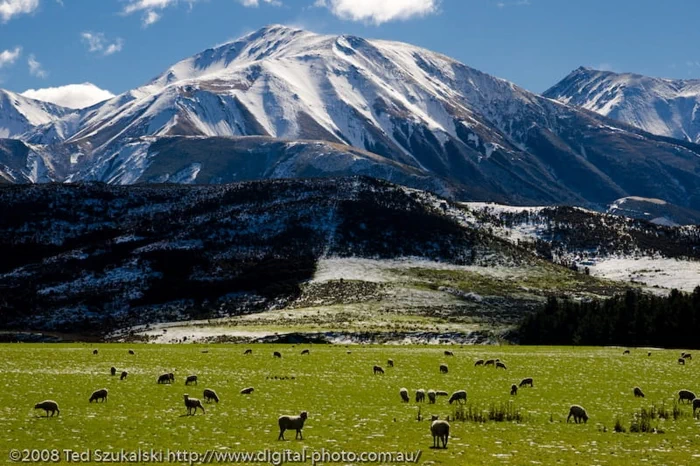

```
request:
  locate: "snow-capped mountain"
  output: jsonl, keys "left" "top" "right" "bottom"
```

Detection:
{"left": 0, "top": 89, "right": 74, "bottom": 139}
{"left": 545, "top": 67, "right": 700, "bottom": 143}
{"left": 5, "top": 26, "right": 700, "bottom": 212}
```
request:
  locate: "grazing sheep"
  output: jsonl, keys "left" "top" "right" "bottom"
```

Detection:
{"left": 435, "top": 391, "right": 449, "bottom": 397}
{"left": 34, "top": 400, "right": 59, "bottom": 417}
{"left": 273, "top": 351, "right": 282, "bottom": 358}
{"left": 128, "top": 350, "right": 135, "bottom": 355}
{"left": 439, "top": 364, "right": 449, "bottom": 374}
{"left": 185, "top": 375, "right": 198, "bottom": 386}
{"left": 93, "top": 349, "right": 98, "bottom": 355}
{"left": 427, "top": 390, "right": 436, "bottom": 404}
{"left": 484, "top": 359, "right": 495, "bottom": 366}
{"left": 387, "top": 359, "right": 394, "bottom": 367}
{"left": 567, "top": 405, "right": 589, "bottom": 424}
{"left": 648, "top": 352, "right": 652, "bottom": 357}
{"left": 633, "top": 387, "right": 645, "bottom": 398}
{"left": 448, "top": 390, "right": 467, "bottom": 404}
{"left": 623, "top": 350, "right": 630, "bottom": 355}
{"left": 415, "top": 389, "right": 426, "bottom": 403}
{"left": 399, "top": 388, "right": 409, "bottom": 403}
{"left": 510, "top": 384, "right": 518, "bottom": 396}
{"left": 474, "top": 359, "right": 484, "bottom": 367}
{"left": 278, "top": 411, "right": 308, "bottom": 440}
{"left": 430, "top": 418, "right": 450, "bottom": 449}
{"left": 120, "top": 371, "right": 128, "bottom": 380}
{"left": 679, "top": 358, "right": 686, "bottom": 365}
{"left": 693, "top": 398, "right": 700, "bottom": 417}
{"left": 89, "top": 388, "right": 108, "bottom": 403}
{"left": 183, "top": 394, "right": 205, "bottom": 415}
{"left": 244, "top": 349, "right": 252, "bottom": 355}
{"left": 301, "top": 349, "right": 310, "bottom": 355}
{"left": 684, "top": 353, "right": 692, "bottom": 360}
{"left": 679, "top": 389, "right": 696, "bottom": 404}
{"left": 519, "top": 377, "right": 534, "bottom": 388}
{"left": 496, "top": 361, "right": 507, "bottom": 370}
{"left": 373, "top": 365, "right": 385, "bottom": 375}
{"left": 203, "top": 389, "right": 219, "bottom": 403}
{"left": 240, "top": 387, "right": 254, "bottom": 395}
{"left": 158, "top": 373, "right": 174, "bottom": 384}
{"left": 681, "top": 352, "right": 687, "bottom": 358}
{"left": 110, "top": 367, "right": 117, "bottom": 376}
{"left": 444, "top": 351, "right": 454, "bottom": 357}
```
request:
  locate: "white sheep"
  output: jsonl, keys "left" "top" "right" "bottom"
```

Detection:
{"left": 278, "top": 411, "right": 308, "bottom": 440}
{"left": 678, "top": 389, "right": 696, "bottom": 404}
{"left": 519, "top": 378, "right": 533, "bottom": 388}
{"left": 89, "top": 388, "right": 108, "bottom": 403}
{"left": 399, "top": 388, "right": 409, "bottom": 403}
{"left": 448, "top": 390, "right": 467, "bottom": 404}
{"left": 183, "top": 394, "right": 205, "bottom": 415}
{"left": 203, "top": 389, "right": 219, "bottom": 403}
{"left": 415, "top": 389, "right": 426, "bottom": 403}
{"left": 567, "top": 405, "right": 588, "bottom": 424}
{"left": 427, "top": 390, "right": 436, "bottom": 404}
{"left": 430, "top": 418, "right": 450, "bottom": 449}
{"left": 34, "top": 400, "right": 60, "bottom": 417}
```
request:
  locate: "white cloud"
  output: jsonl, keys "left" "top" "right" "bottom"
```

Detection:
{"left": 0, "top": 0, "right": 39, "bottom": 22}
{"left": 315, "top": 0, "right": 438, "bottom": 25}
{"left": 21, "top": 83, "right": 115, "bottom": 109}
{"left": 239, "top": 0, "right": 282, "bottom": 6}
{"left": 0, "top": 47, "right": 21, "bottom": 68}
{"left": 123, "top": 0, "right": 198, "bottom": 27}
{"left": 27, "top": 54, "right": 47, "bottom": 78}
{"left": 81, "top": 32, "right": 124, "bottom": 56}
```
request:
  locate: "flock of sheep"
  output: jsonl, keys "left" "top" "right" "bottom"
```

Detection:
{"left": 31, "top": 346, "right": 700, "bottom": 450}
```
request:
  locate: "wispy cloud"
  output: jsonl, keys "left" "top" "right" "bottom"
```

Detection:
{"left": 0, "top": 0, "right": 39, "bottom": 22}
{"left": 81, "top": 32, "right": 124, "bottom": 56}
{"left": 0, "top": 47, "right": 22, "bottom": 69}
{"left": 238, "top": 0, "right": 282, "bottom": 6}
{"left": 496, "top": 0, "right": 531, "bottom": 9}
{"left": 123, "top": 0, "right": 198, "bottom": 27}
{"left": 27, "top": 54, "right": 47, "bottom": 78}
{"left": 314, "top": 0, "right": 439, "bottom": 25}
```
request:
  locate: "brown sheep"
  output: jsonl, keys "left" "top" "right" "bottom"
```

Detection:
{"left": 244, "top": 349, "right": 253, "bottom": 355}
{"left": 679, "top": 389, "right": 696, "bottom": 404}
{"left": 185, "top": 375, "right": 198, "bottom": 386}
{"left": 301, "top": 349, "right": 310, "bottom": 355}
{"left": 519, "top": 378, "right": 534, "bottom": 388}
{"left": 474, "top": 359, "right": 484, "bottom": 367}
{"left": 444, "top": 351, "right": 454, "bottom": 357}
{"left": 373, "top": 365, "right": 385, "bottom": 375}
{"left": 120, "top": 371, "right": 128, "bottom": 380}
{"left": 273, "top": 351, "right": 282, "bottom": 358}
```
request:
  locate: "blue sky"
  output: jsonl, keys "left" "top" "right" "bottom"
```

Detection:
{"left": 1, "top": 0, "right": 699, "bottom": 107}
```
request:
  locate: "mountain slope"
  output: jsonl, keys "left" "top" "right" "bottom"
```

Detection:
{"left": 545, "top": 67, "right": 700, "bottom": 143}
{"left": 8, "top": 26, "right": 700, "bottom": 212}
{"left": 0, "top": 89, "right": 74, "bottom": 140}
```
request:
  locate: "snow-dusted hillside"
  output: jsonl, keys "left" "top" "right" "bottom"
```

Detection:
{"left": 0, "top": 89, "right": 74, "bottom": 140}
{"left": 545, "top": 67, "right": 700, "bottom": 143}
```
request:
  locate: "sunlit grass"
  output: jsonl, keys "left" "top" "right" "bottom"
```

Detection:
{"left": 0, "top": 344, "right": 699, "bottom": 465}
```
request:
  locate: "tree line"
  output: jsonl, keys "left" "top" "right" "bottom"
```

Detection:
{"left": 518, "top": 287, "right": 700, "bottom": 349}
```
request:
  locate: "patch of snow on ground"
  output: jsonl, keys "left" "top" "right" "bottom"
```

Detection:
{"left": 588, "top": 257, "right": 700, "bottom": 292}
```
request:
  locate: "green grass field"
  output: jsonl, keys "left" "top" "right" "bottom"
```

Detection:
{"left": 1, "top": 344, "right": 699, "bottom": 465}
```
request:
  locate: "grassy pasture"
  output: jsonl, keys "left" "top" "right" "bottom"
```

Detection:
{"left": 0, "top": 344, "right": 699, "bottom": 465}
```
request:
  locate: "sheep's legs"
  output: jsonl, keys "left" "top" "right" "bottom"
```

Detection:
{"left": 296, "top": 429, "right": 303, "bottom": 440}
{"left": 278, "top": 429, "right": 285, "bottom": 440}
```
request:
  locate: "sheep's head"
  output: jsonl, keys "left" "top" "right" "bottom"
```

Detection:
{"left": 184, "top": 394, "right": 189, "bottom": 400}
{"left": 300, "top": 411, "right": 308, "bottom": 420}
{"left": 431, "top": 415, "right": 439, "bottom": 421}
